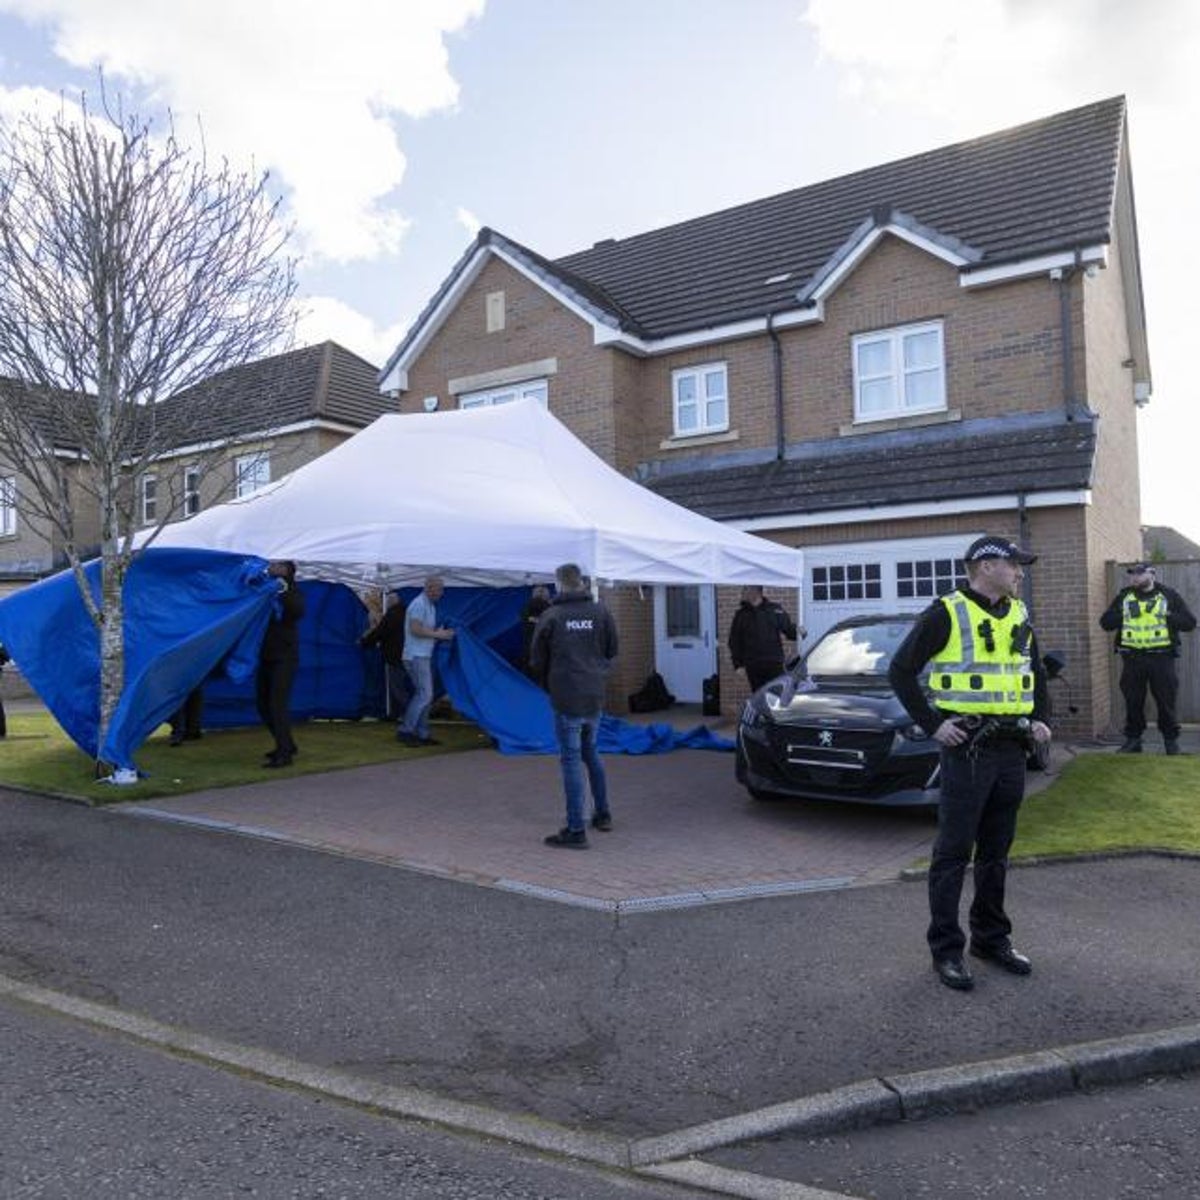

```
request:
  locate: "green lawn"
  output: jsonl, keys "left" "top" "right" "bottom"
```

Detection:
{"left": 0, "top": 710, "right": 491, "bottom": 804}
{"left": 1014, "top": 751, "right": 1200, "bottom": 858}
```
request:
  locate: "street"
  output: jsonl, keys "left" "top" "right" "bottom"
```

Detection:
{"left": 709, "top": 1071, "right": 1200, "bottom": 1199}
{"left": 3, "top": 785, "right": 1200, "bottom": 1198}
{"left": 0, "top": 999, "right": 710, "bottom": 1199}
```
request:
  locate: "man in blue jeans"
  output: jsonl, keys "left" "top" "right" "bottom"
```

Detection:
{"left": 397, "top": 575, "right": 455, "bottom": 747}
{"left": 529, "top": 563, "right": 619, "bottom": 849}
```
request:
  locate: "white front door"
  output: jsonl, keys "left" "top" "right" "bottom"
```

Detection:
{"left": 654, "top": 584, "right": 716, "bottom": 702}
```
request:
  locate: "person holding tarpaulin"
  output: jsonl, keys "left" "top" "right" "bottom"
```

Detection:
{"left": 888, "top": 535, "right": 1052, "bottom": 993}
{"left": 257, "top": 560, "right": 305, "bottom": 768}
{"left": 0, "top": 641, "right": 9, "bottom": 738}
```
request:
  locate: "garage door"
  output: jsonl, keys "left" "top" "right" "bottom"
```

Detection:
{"left": 802, "top": 534, "right": 974, "bottom": 645}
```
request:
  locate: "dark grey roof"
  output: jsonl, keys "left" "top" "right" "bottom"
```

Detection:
{"left": 644, "top": 415, "right": 1097, "bottom": 520}
{"left": 555, "top": 97, "right": 1126, "bottom": 339}
{"left": 162, "top": 341, "right": 389, "bottom": 441}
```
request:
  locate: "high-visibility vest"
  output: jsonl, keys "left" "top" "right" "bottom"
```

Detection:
{"left": 928, "top": 592, "right": 1034, "bottom": 715}
{"left": 1119, "top": 592, "right": 1171, "bottom": 651}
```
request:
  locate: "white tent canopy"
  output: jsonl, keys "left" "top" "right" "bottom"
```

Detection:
{"left": 148, "top": 399, "right": 804, "bottom": 589}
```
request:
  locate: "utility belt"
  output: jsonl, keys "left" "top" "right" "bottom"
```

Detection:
{"left": 938, "top": 712, "right": 1035, "bottom": 755}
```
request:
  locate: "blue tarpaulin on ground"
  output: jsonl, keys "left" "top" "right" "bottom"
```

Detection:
{"left": 0, "top": 549, "right": 730, "bottom": 771}
{"left": 439, "top": 627, "right": 733, "bottom": 755}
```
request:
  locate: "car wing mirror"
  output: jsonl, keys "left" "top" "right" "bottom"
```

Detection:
{"left": 1042, "top": 650, "right": 1066, "bottom": 679}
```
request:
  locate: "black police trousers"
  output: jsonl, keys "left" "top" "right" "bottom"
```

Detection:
{"left": 928, "top": 738, "right": 1027, "bottom": 962}
{"left": 1119, "top": 652, "right": 1179, "bottom": 741}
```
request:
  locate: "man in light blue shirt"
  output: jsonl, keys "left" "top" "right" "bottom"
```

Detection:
{"left": 398, "top": 575, "right": 455, "bottom": 746}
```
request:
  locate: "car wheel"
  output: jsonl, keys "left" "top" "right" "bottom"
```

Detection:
{"left": 747, "top": 785, "right": 785, "bottom": 802}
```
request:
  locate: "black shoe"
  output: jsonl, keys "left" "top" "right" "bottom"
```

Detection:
{"left": 591, "top": 812, "right": 613, "bottom": 832}
{"left": 544, "top": 827, "right": 588, "bottom": 849}
{"left": 395, "top": 731, "right": 421, "bottom": 746}
{"left": 418, "top": 736, "right": 441, "bottom": 747}
{"left": 1117, "top": 738, "right": 1143, "bottom": 754}
{"left": 168, "top": 732, "right": 185, "bottom": 747}
{"left": 1165, "top": 739, "right": 1183, "bottom": 756}
{"left": 969, "top": 942, "right": 1033, "bottom": 975}
{"left": 263, "top": 753, "right": 293, "bottom": 769}
{"left": 933, "top": 958, "right": 974, "bottom": 991}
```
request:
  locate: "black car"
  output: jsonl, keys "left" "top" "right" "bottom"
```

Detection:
{"left": 735, "top": 613, "right": 940, "bottom": 808}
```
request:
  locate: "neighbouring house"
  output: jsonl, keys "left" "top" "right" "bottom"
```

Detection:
{"left": 378, "top": 95, "right": 1147, "bottom": 737}
{"left": 0, "top": 341, "right": 393, "bottom": 598}
{"left": 1142, "top": 525, "right": 1200, "bottom": 562}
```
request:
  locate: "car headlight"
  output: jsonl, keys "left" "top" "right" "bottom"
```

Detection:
{"left": 898, "top": 722, "right": 931, "bottom": 742}
{"left": 741, "top": 698, "right": 768, "bottom": 728}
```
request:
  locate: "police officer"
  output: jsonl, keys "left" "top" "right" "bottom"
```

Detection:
{"left": 1099, "top": 562, "right": 1196, "bottom": 755}
{"left": 889, "top": 535, "right": 1052, "bottom": 992}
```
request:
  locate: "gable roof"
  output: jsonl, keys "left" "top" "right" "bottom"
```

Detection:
{"left": 643, "top": 413, "right": 1096, "bottom": 523}
{"left": 161, "top": 340, "right": 390, "bottom": 443}
{"left": 382, "top": 97, "right": 1134, "bottom": 389}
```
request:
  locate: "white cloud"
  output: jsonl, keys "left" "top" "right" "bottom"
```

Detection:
{"left": 0, "top": 0, "right": 485, "bottom": 262}
{"left": 455, "top": 205, "right": 481, "bottom": 238}
{"left": 295, "top": 294, "right": 407, "bottom": 369}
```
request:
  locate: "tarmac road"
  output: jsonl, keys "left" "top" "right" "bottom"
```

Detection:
{"left": 2, "top": 786, "right": 1200, "bottom": 1155}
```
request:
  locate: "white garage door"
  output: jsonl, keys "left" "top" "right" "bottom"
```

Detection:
{"left": 802, "top": 534, "right": 975, "bottom": 645}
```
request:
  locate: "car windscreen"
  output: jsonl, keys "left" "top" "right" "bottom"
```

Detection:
{"left": 802, "top": 621, "right": 915, "bottom": 677}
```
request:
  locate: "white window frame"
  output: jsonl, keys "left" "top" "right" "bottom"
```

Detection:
{"left": 458, "top": 378, "right": 548, "bottom": 410}
{"left": 235, "top": 452, "right": 271, "bottom": 499}
{"left": 852, "top": 320, "right": 946, "bottom": 422}
{"left": 671, "top": 362, "right": 729, "bottom": 437}
{"left": 140, "top": 474, "right": 158, "bottom": 526}
{"left": 0, "top": 475, "right": 15, "bottom": 537}
{"left": 183, "top": 466, "right": 201, "bottom": 516}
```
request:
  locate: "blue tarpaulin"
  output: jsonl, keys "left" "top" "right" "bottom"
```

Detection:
{"left": 0, "top": 548, "right": 731, "bottom": 771}
{"left": 0, "top": 548, "right": 277, "bottom": 769}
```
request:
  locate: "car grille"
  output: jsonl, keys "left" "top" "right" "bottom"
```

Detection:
{"left": 766, "top": 726, "right": 895, "bottom": 785}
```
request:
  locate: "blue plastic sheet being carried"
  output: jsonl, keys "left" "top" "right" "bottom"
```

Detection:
{"left": 0, "top": 550, "right": 730, "bottom": 771}
{"left": 0, "top": 548, "right": 277, "bottom": 770}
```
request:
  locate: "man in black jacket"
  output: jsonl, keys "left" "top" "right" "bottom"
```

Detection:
{"left": 529, "top": 563, "right": 618, "bottom": 849}
{"left": 1099, "top": 562, "right": 1196, "bottom": 755}
{"left": 257, "top": 560, "right": 306, "bottom": 768}
{"left": 360, "top": 594, "right": 412, "bottom": 728}
{"left": 728, "top": 585, "right": 799, "bottom": 690}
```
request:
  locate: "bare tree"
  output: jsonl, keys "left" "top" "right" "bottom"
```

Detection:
{"left": 0, "top": 90, "right": 296, "bottom": 764}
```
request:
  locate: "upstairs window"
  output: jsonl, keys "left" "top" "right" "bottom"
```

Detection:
{"left": 140, "top": 474, "right": 158, "bottom": 526}
{"left": 459, "top": 379, "right": 548, "bottom": 409}
{"left": 0, "top": 475, "right": 15, "bottom": 536}
{"left": 235, "top": 452, "right": 270, "bottom": 498}
{"left": 183, "top": 466, "right": 201, "bottom": 516}
{"left": 852, "top": 321, "right": 945, "bottom": 422}
{"left": 672, "top": 363, "right": 728, "bottom": 437}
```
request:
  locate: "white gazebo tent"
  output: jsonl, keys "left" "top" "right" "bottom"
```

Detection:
{"left": 150, "top": 398, "right": 804, "bottom": 589}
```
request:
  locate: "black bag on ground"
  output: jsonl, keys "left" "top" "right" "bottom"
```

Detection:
{"left": 628, "top": 671, "right": 675, "bottom": 713}
{"left": 701, "top": 673, "right": 720, "bottom": 716}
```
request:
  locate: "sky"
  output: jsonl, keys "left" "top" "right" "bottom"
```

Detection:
{"left": 0, "top": 0, "right": 1196, "bottom": 542}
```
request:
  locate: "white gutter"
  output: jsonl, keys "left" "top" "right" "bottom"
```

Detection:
{"left": 728, "top": 489, "right": 1091, "bottom": 532}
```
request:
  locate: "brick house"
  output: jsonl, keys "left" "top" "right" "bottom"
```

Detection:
{"left": 0, "top": 341, "right": 392, "bottom": 598}
{"left": 379, "top": 96, "right": 1146, "bottom": 736}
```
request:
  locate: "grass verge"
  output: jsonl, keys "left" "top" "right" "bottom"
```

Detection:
{"left": 0, "top": 710, "right": 491, "bottom": 804}
{"left": 1014, "top": 750, "right": 1200, "bottom": 858}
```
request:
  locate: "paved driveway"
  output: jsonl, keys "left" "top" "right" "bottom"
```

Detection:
{"left": 122, "top": 738, "right": 939, "bottom": 909}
